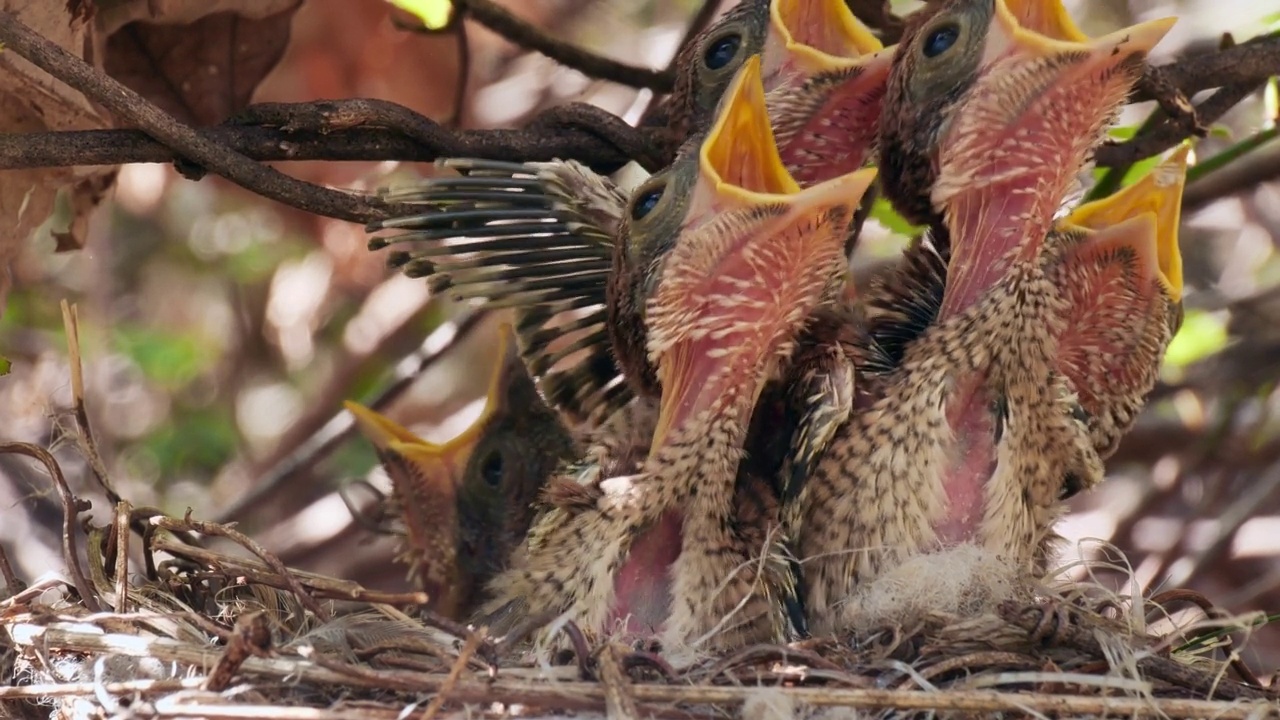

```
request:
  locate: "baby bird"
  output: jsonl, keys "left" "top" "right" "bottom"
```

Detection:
{"left": 367, "top": 0, "right": 893, "bottom": 431}
{"left": 478, "top": 57, "right": 876, "bottom": 653}
{"left": 878, "top": 0, "right": 1173, "bottom": 314}
{"left": 798, "top": 151, "right": 1188, "bottom": 634}
{"left": 345, "top": 329, "right": 578, "bottom": 618}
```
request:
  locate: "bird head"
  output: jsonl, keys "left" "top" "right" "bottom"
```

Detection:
{"left": 668, "top": 1, "right": 770, "bottom": 139}
{"left": 344, "top": 329, "right": 572, "bottom": 618}
{"left": 879, "top": 0, "right": 1174, "bottom": 319}
{"left": 345, "top": 399, "right": 468, "bottom": 616}
{"left": 1049, "top": 147, "right": 1188, "bottom": 455}
{"left": 640, "top": 55, "right": 877, "bottom": 450}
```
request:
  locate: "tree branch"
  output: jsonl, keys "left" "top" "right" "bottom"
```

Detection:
{"left": 1095, "top": 80, "right": 1267, "bottom": 168}
{"left": 1132, "top": 32, "right": 1280, "bottom": 103}
{"left": 845, "top": 0, "right": 906, "bottom": 44}
{"left": 0, "top": 10, "right": 410, "bottom": 224}
{"left": 455, "top": 0, "right": 674, "bottom": 92}
{"left": 0, "top": 95, "right": 673, "bottom": 181}
{"left": 0, "top": 15, "right": 1275, "bottom": 214}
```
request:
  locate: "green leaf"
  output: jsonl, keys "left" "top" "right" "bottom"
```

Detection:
{"left": 869, "top": 196, "right": 924, "bottom": 236}
{"left": 142, "top": 407, "right": 240, "bottom": 480}
{"left": 0, "top": 355, "right": 10, "bottom": 376}
{"left": 1118, "top": 154, "right": 1165, "bottom": 189}
{"left": 114, "top": 326, "right": 215, "bottom": 390}
{"left": 1207, "top": 125, "right": 1233, "bottom": 140}
{"left": 1164, "top": 310, "right": 1229, "bottom": 369}
{"left": 390, "top": 0, "right": 453, "bottom": 30}
{"left": 1106, "top": 125, "right": 1140, "bottom": 141}
{"left": 1175, "top": 612, "right": 1280, "bottom": 654}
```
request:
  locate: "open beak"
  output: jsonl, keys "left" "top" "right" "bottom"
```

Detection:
{"left": 343, "top": 331, "right": 510, "bottom": 617}
{"left": 1048, "top": 147, "right": 1188, "bottom": 432}
{"left": 1062, "top": 146, "right": 1188, "bottom": 305}
{"left": 764, "top": 0, "right": 892, "bottom": 185}
{"left": 646, "top": 56, "right": 877, "bottom": 450}
{"left": 934, "top": 3, "right": 1175, "bottom": 320}
{"left": 769, "top": 0, "right": 882, "bottom": 74}
{"left": 1002, "top": 0, "right": 1088, "bottom": 42}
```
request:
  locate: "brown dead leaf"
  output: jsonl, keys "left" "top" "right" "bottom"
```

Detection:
{"left": 0, "top": 0, "right": 115, "bottom": 312}
{"left": 94, "top": 0, "right": 303, "bottom": 35}
{"left": 103, "top": 2, "right": 303, "bottom": 125}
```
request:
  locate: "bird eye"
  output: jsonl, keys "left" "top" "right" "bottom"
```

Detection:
{"left": 703, "top": 33, "right": 741, "bottom": 71}
{"left": 922, "top": 23, "right": 959, "bottom": 58}
{"left": 480, "top": 450, "right": 503, "bottom": 488}
{"left": 631, "top": 184, "right": 665, "bottom": 221}
{"left": 1059, "top": 472, "right": 1084, "bottom": 500}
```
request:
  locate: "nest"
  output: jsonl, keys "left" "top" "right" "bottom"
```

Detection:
{"left": 2, "top": 449, "right": 1277, "bottom": 720}
{"left": 0, "top": 307, "right": 1276, "bottom": 718}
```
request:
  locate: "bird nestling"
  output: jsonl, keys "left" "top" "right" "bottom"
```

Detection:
{"left": 1047, "top": 147, "right": 1189, "bottom": 463}
{"left": 477, "top": 57, "right": 876, "bottom": 654}
{"left": 798, "top": 149, "right": 1189, "bottom": 636}
{"left": 878, "top": 0, "right": 1174, "bottom": 307}
{"left": 345, "top": 328, "right": 578, "bottom": 619}
{"left": 365, "top": 0, "right": 893, "bottom": 431}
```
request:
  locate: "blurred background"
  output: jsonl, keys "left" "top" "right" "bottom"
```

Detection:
{"left": 2, "top": 0, "right": 1279, "bottom": 670}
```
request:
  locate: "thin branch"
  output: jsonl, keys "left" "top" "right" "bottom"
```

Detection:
{"left": 0, "top": 10, "right": 405, "bottom": 225}
{"left": 448, "top": 11, "right": 472, "bottom": 129}
{"left": 455, "top": 0, "right": 674, "bottom": 92}
{"left": 0, "top": 443, "right": 99, "bottom": 613}
{"left": 1131, "top": 32, "right": 1280, "bottom": 103}
{"left": 845, "top": 0, "right": 906, "bottom": 44}
{"left": 150, "top": 512, "right": 330, "bottom": 621}
{"left": 0, "top": 121, "right": 657, "bottom": 175}
{"left": 0, "top": 543, "right": 23, "bottom": 597}
{"left": 234, "top": 97, "right": 671, "bottom": 170}
{"left": 1095, "top": 80, "right": 1267, "bottom": 167}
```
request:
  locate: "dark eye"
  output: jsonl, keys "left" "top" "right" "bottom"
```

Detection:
{"left": 631, "top": 185, "right": 664, "bottom": 221}
{"left": 1059, "top": 472, "right": 1083, "bottom": 501}
{"left": 922, "top": 24, "right": 959, "bottom": 58}
{"left": 703, "top": 33, "right": 741, "bottom": 71}
{"left": 480, "top": 450, "right": 503, "bottom": 488}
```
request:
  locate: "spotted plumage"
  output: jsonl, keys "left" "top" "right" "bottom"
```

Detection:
{"left": 477, "top": 58, "right": 877, "bottom": 652}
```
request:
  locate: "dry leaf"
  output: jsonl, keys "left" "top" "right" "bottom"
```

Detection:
{"left": 103, "top": 2, "right": 303, "bottom": 125}
{"left": 94, "top": 0, "right": 303, "bottom": 35}
{"left": 0, "top": 0, "right": 115, "bottom": 311}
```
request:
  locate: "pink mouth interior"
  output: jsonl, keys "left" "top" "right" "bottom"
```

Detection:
{"left": 937, "top": 54, "right": 1141, "bottom": 321}
{"left": 780, "top": 70, "right": 887, "bottom": 187}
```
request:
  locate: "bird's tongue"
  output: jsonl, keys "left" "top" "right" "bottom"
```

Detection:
{"left": 935, "top": 375, "right": 997, "bottom": 544}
